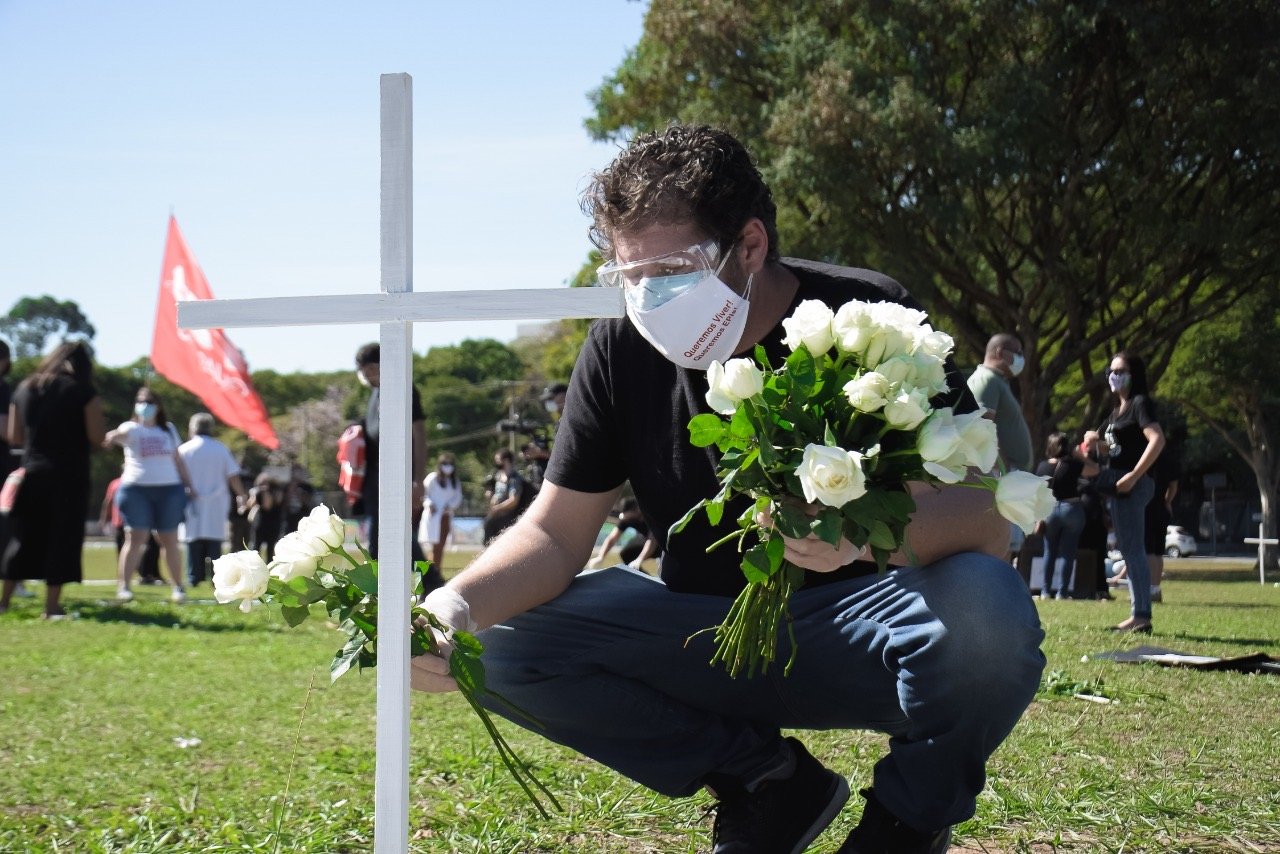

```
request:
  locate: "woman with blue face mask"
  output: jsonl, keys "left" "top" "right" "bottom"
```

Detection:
{"left": 103, "top": 387, "right": 194, "bottom": 604}
{"left": 1083, "top": 352, "right": 1166, "bottom": 633}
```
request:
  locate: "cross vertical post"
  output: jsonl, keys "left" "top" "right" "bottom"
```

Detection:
{"left": 374, "top": 72, "right": 413, "bottom": 854}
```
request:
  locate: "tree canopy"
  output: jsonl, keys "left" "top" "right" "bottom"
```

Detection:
{"left": 0, "top": 295, "right": 97, "bottom": 358}
{"left": 587, "top": 0, "right": 1280, "bottom": 443}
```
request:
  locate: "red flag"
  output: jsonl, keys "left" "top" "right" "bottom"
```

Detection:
{"left": 151, "top": 216, "right": 280, "bottom": 449}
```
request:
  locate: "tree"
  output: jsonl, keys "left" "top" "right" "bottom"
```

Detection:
{"left": 1163, "top": 288, "right": 1279, "bottom": 572}
{"left": 418, "top": 339, "right": 525, "bottom": 386}
{"left": 0, "top": 295, "right": 96, "bottom": 358}
{"left": 587, "top": 0, "right": 1280, "bottom": 444}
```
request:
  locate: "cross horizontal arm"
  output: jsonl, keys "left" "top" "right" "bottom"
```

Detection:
{"left": 178, "top": 287, "right": 624, "bottom": 330}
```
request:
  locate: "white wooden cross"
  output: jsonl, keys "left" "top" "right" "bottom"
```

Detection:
{"left": 179, "top": 73, "right": 623, "bottom": 853}
{"left": 1243, "top": 519, "right": 1278, "bottom": 586}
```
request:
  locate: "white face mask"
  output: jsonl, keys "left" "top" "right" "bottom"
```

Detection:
{"left": 356, "top": 369, "right": 371, "bottom": 388}
{"left": 626, "top": 271, "right": 752, "bottom": 370}
{"left": 1009, "top": 353, "right": 1025, "bottom": 377}
{"left": 440, "top": 464, "right": 455, "bottom": 475}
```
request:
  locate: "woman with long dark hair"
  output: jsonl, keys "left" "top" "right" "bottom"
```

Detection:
{"left": 104, "top": 387, "right": 193, "bottom": 602}
{"left": 1085, "top": 351, "right": 1165, "bottom": 632}
{"left": 1, "top": 342, "right": 105, "bottom": 617}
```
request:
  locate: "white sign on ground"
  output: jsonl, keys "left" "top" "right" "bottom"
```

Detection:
{"left": 179, "top": 73, "right": 623, "bottom": 854}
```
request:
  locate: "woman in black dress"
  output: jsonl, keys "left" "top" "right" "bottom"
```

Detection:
{"left": 0, "top": 342, "right": 105, "bottom": 617}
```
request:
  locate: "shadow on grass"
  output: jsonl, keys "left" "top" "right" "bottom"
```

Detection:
{"left": 1166, "top": 568, "right": 1265, "bottom": 583}
{"left": 68, "top": 602, "right": 264, "bottom": 632}
{"left": 1162, "top": 631, "right": 1279, "bottom": 648}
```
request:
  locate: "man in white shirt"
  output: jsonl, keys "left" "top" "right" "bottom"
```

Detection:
{"left": 178, "top": 413, "right": 245, "bottom": 586}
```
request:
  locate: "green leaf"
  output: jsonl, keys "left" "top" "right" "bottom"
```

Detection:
{"left": 786, "top": 347, "right": 816, "bottom": 394}
{"left": 868, "top": 520, "right": 898, "bottom": 551}
{"left": 753, "top": 343, "right": 772, "bottom": 372}
{"left": 812, "top": 508, "right": 844, "bottom": 547}
{"left": 280, "top": 604, "right": 311, "bottom": 627}
{"left": 775, "top": 503, "right": 811, "bottom": 538}
{"left": 728, "top": 404, "right": 755, "bottom": 440}
{"left": 669, "top": 500, "right": 706, "bottom": 538}
{"left": 741, "top": 545, "right": 774, "bottom": 583}
{"left": 688, "top": 413, "right": 728, "bottom": 447}
{"left": 348, "top": 564, "right": 378, "bottom": 596}
{"left": 765, "top": 534, "right": 785, "bottom": 570}
{"left": 451, "top": 629, "right": 485, "bottom": 658}
{"left": 824, "top": 421, "right": 838, "bottom": 448}
{"left": 705, "top": 499, "right": 725, "bottom": 527}
{"left": 330, "top": 635, "right": 364, "bottom": 683}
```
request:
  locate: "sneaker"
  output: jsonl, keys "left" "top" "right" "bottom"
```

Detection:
{"left": 1149, "top": 587, "right": 1163, "bottom": 604}
{"left": 838, "top": 788, "right": 952, "bottom": 853}
{"left": 709, "top": 737, "right": 849, "bottom": 853}
{"left": 116, "top": 587, "right": 134, "bottom": 603}
{"left": 171, "top": 587, "right": 186, "bottom": 604}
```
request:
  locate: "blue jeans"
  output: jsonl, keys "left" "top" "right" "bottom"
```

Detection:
{"left": 477, "top": 553, "right": 1045, "bottom": 831}
{"left": 1109, "top": 475, "right": 1155, "bottom": 619}
{"left": 1042, "top": 501, "right": 1085, "bottom": 596}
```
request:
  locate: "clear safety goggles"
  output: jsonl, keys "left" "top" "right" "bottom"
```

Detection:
{"left": 595, "top": 238, "right": 725, "bottom": 291}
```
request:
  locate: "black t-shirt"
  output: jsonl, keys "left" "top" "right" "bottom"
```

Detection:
{"left": 1036, "top": 457, "right": 1083, "bottom": 502}
{"left": 13, "top": 375, "right": 97, "bottom": 483}
{"left": 1101, "top": 395, "right": 1158, "bottom": 475}
{"left": 362, "top": 384, "right": 425, "bottom": 503}
{"left": 546, "top": 259, "right": 974, "bottom": 597}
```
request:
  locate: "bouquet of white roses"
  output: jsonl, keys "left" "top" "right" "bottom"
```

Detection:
{"left": 672, "top": 298, "right": 1053, "bottom": 678}
{"left": 211, "top": 505, "right": 560, "bottom": 817}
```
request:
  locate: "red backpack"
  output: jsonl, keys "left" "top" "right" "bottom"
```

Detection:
{"left": 336, "top": 424, "right": 366, "bottom": 503}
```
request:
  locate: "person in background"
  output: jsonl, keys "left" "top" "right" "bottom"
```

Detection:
{"left": 1, "top": 342, "right": 105, "bottom": 617}
{"left": 482, "top": 448, "right": 527, "bottom": 545}
{"left": 227, "top": 457, "right": 253, "bottom": 552}
{"left": 282, "top": 463, "right": 317, "bottom": 534}
{"left": 587, "top": 497, "right": 661, "bottom": 571}
{"left": 0, "top": 339, "right": 19, "bottom": 597}
{"left": 1033, "top": 432, "right": 1093, "bottom": 599}
{"left": 98, "top": 475, "right": 162, "bottom": 583}
{"left": 246, "top": 472, "right": 283, "bottom": 562}
{"left": 966, "top": 333, "right": 1033, "bottom": 473}
{"left": 353, "top": 343, "right": 442, "bottom": 593}
{"left": 1143, "top": 439, "right": 1180, "bottom": 604}
{"left": 104, "top": 387, "right": 192, "bottom": 603}
{"left": 418, "top": 452, "right": 463, "bottom": 574}
{"left": 1084, "top": 351, "right": 1166, "bottom": 633}
{"left": 178, "top": 413, "right": 246, "bottom": 587}
{"left": 410, "top": 125, "right": 1043, "bottom": 853}
{"left": 520, "top": 440, "right": 549, "bottom": 495}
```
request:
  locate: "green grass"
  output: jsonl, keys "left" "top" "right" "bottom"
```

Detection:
{"left": 0, "top": 550, "right": 1276, "bottom": 852}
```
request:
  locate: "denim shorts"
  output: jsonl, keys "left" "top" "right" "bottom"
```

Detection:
{"left": 116, "top": 482, "right": 187, "bottom": 532}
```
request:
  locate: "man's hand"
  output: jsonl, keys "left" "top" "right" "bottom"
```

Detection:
{"left": 409, "top": 633, "right": 457, "bottom": 693}
{"left": 1115, "top": 471, "right": 1137, "bottom": 495}
{"left": 756, "top": 505, "right": 865, "bottom": 573}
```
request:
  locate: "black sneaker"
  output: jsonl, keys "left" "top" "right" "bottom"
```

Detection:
{"left": 709, "top": 737, "right": 849, "bottom": 854}
{"left": 837, "top": 788, "right": 951, "bottom": 853}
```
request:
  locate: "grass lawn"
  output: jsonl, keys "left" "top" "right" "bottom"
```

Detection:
{"left": 0, "top": 547, "right": 1276, "bottom": 852}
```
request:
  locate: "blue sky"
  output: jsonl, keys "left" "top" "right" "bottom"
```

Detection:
{"left": 0, "top": 0, "right": 649, "bottom": 373}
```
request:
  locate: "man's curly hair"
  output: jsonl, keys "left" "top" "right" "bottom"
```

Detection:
{"left": 583, "top": 125, "right": 780, "bottom": 263}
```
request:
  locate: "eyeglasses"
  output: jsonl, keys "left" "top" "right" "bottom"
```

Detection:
{"left": 595, "top": 238, "right": 723, "bottom": 290}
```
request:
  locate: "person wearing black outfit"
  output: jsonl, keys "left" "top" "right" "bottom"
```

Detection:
{"left": 1084, "top": 351, "right": 1166, "bottom": 633}
{"left": 354, "top": 344, "right": 442, "bottom": 593}
{"left": 1, "top": 342, "right": 105, "bottom": 617}
{"left": 1033, "top": 433, "right": 1095, "bottom": 599}
{"left": 409, "top": 126, "right": 1043, "bottom": 853}
{"left": 1143, "top": 444, "right": 1180, "bottom": 604}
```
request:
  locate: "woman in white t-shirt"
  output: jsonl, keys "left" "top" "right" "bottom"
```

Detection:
{"left": 103, "top": 387, "right": 193, "bottom": 603}
{"left": 417, "top": 452, "right": 463, "bottom": 572}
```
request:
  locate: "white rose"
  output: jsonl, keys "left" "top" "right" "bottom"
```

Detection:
{"left": 869, "top": 301, "right": 929, "bottom": 332}
{"left": 270, "top": 531, "right": 324, "bottom": 582}
{"left": 796, "top": 443, "right": 867, "bottom": 507}
{"left": 296, "top": 504, "right": 346, "bottom": 551}
{"left": 212, "top": 550, "right": 270, "bottom": 613}
{"left": 883, "top": 388, "right": 931, "bottom": 431}
{"left": 843, "top": 371, "right": 891, "bottom": 412}
{"left": 780, "top": 299, "right": 835, "bottom": 355}
{"left": 917, "top": 409, "right": 968, "bottom": 483}
{"left": 875, "top": 353, "right": 948, "bottom": 395}
{"left": 955, "top": 410, "right": 999, "bottom": 472}
{"left": 705, "top": 358, "right": 765, "bottom": 415}
{"left": 995, "top": 470, "right": 1056, "bottom": 535}
{"left": 831, "top": 301, "right": 875, "bottom": 356}
{"left": 913, "top": 326, "right": 955, "bottom": 360}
